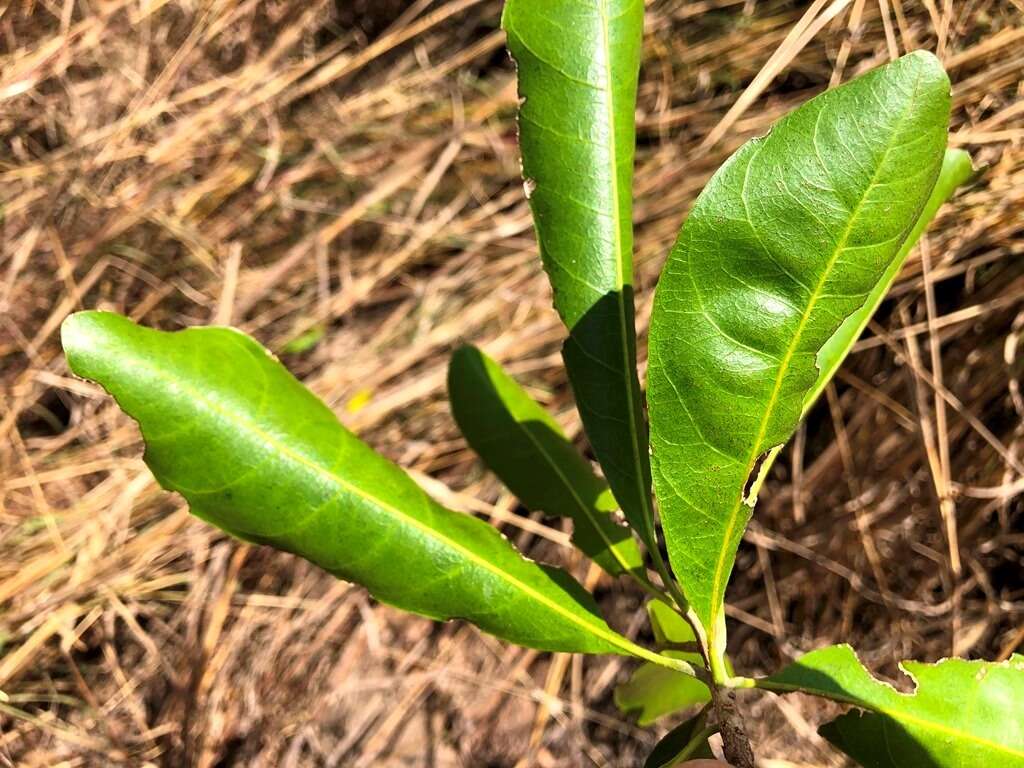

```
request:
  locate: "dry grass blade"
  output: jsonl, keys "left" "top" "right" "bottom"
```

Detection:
{"left": 1, "top": 0, "right": 1022, "bottom": 765}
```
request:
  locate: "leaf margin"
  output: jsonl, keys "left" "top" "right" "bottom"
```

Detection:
{"left": 61, "top": 310, "right": 692, "bottom": 671}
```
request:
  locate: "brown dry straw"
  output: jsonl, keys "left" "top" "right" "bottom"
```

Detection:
{"left": 1, "top": 0, "right": 1022, "bottom": 765}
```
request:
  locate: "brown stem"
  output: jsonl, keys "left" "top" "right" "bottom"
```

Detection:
{"left": 712, "top": 686, "right": 755, "bottom": 768}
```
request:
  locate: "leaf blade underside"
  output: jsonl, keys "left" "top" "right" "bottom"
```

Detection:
{"left": 62, "top": 312, "right": 648, "bottom": 657}
{"left": 647, "top": 52, "right": 951, "bottom": 660}
{"left": 503, "top": 0, "right": 657, "bottom": 549}
{"left": 761, "top": 645, "right": 1024, "bottom": 767}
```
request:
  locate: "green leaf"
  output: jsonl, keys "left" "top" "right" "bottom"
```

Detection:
{"left": 806, "top": 147, "right": 975, "bottom": 414}
{"left": 743, "top": 147, "right": 975, "bottom": 505}
{"left": 61, "top": 311, "right": 676, "bottom": 660}
{"left": 760, "top": 645, "right": 1024, "bottom": 767}
{"left": 646, "top": 51, "right": 951, "bottom": 665}
{"left": 616, "top": 654, "right": 710, "bottom": 726}
{"left": 644, "top": 710, "right": 716, "bottom": 768}
{"left": 615, "top": 601, "right": 713, "bottom": 725}
{"left": 503, "top": 0, "right": 657, "bottom": 549}
{"left": 447, "top": 345, "right": 643, "bottom": 577}
{"left": 648, "top": 599, "right": 697, "bottom": 647}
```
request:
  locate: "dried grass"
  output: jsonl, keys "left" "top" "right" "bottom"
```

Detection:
{"left": 1, "top": 0, "right": 1023, "bottom": 765}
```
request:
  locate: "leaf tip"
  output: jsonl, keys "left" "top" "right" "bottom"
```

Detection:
{"left": 448, "top": 343, "right": 485, "bottom": 378}
{"left": 61, "top": 310, "right": 126, "bottom": 377}
{"left": 60, "top": 309, "right": 96, "bottom": 350}
{"left": 898, "top": 48, "right": 951, "bottom": 92}
{"left": 902, "top": 48, "right": 941, "bottom": 67}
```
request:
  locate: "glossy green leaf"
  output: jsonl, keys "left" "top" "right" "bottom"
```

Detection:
{"left": 616, "top": 601, "right": 712, "bottom": 724}
{"left": 61, "top": 311, "right": 677, "bottom": 661}
{"left": 447, "top": 345, "right": 643, "bottom": 577}
{"left": 806, "top": 147, "right": 975, "bottom": 413}
{"left": 644, "top": 709, "right": 717, "bottom": 768}
{"left": 744, "top": 148, "right": 975, "bottom": 503}
{"left": 760, "top": 645, "right": 1024, "bottom": 767}
{"left": 745, "top": 146, "right": 974, "bottom": 501}
{"left": 647, "top": 51, "right": 951, "bottom": 664}
{"left": 503, "top": 0, "right": 657, "bottom": 549}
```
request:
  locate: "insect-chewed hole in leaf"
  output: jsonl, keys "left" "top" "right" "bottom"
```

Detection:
{"left": 742, "top": 449, "right": 774, "bottom": 506}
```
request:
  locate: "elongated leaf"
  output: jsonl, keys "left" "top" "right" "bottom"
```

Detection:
{"left": 760, "top": 645, "right": 1024, "bottom": 767}
{"left": 616, "top": 601, "right": 726, "bottom": 724}
{"left": 62, "top": 312, "right": 662, "bottom": 658}
{"left": 447, "top": 345, "right": 643, "bottom": 577}
{"left": 644, "top": 710, "right": 716, "bottom": 768}
{"left": 807, "top": 147, "right": 975, "bottom": 412}
{"left": 503, "top": 0, "right": 657, "bottom": 548}
{"left": 744, "top": 148, "right": 975, "bottom": 502}
{"left": 647, "top": 52, "right": 951, "bottom": 661}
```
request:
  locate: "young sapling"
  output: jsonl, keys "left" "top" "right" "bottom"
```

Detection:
{"left": 61, "top": 2, "right": 1020, "bottom": 765}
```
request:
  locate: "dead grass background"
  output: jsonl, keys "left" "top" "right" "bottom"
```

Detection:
{"left": 1, "top": 0, "right": 1023, "bottom": 765}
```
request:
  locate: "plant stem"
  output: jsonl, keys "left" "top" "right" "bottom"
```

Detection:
{"left": 711, "top": 685, "right": 756, "bottom": 768}
{"left": 668, "top": 710, "right": 719, "bottom": 766}
{"left": 629, "top": 643, "right": 700, "bottom": 676}
{"left": 648, "top": 542, "right": 691, "bottom": 615}
{"left": 724, "top": 675, "right": 756, "bottom": 689}
{"left": 647, "top": 542, "right": 720, "bottom": 688}
{"left": 630, "top": 569, "right": 675, "bottom": 602}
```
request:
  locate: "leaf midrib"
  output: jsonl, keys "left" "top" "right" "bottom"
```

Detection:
{"left": 761, "top": 679, "right": 1024, "bottom": 758}
{"left": 121, "top": 349, "right": 673, "bottom": 664}
{"left": 595, "top": 0, "right": 654, "bottom": 545}
{"left": 705, "top": 70, "right": 925, "bottom": 638}
{"left": 508, "top": 405, "right": 635, "bottom": 574}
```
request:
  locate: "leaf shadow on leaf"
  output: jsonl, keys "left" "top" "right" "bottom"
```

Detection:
{"left": 786, "top": 664, "right": 940, "bottom": 768}
{"left": 560, "top": 288, "right": 655, "bottom": 544}
{"left": 821, "top": 709, "right": 939, "bottom": 768}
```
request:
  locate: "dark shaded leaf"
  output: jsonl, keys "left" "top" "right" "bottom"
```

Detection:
{"left": 447, "top": 345, "right": 643, "bottom": 576}
{"left": 644, "top": 709, "right": 716, "bottom": 768}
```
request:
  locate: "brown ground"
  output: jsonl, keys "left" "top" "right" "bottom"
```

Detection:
{"left": 2, "top": 1, "right": 1023, "bottom": 766}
